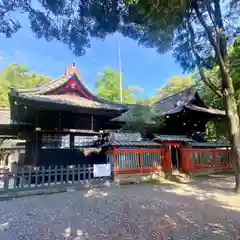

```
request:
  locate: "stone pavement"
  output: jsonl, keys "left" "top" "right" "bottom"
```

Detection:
{"left": 0, "top": 175, "right": 240, "bottom": 239}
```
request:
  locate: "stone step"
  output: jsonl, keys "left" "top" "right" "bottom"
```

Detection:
{"left": 165, "top": 170, "right": 192, "bottom": 183}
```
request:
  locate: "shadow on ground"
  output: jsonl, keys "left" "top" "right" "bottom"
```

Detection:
{"left": 0, "top": 174, "right": 239, "bottom": 239}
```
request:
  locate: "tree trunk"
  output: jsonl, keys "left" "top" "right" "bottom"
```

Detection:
{"left": 222, "top": 74, "right": 240, "bottom": 193}
{"left": 194, "top": 2, "right": 240, "bottom": 192}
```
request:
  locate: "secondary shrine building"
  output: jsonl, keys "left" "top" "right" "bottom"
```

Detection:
{"left": 2, "top": 63, "right": 231, "bottom": 175}
{"left": 152, "top": 87, "right": 225, "bottom": 138}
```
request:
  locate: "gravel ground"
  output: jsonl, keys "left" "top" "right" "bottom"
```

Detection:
{"left": 0, "top": 176, "right": 240, "bottom": 240}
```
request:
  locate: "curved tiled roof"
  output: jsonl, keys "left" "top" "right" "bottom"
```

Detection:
{"left": 101, "top": 140, "right": 161, "bottom": 147}
{"left": 17, "top": 94, "right": 125, "bottom": 110}
{"left": 11, "top": 75, "right": 69, "bottom": 95}
{"left": 153, "top": 135, "right": 195, "bottom": 142}
{"left": 9, "top": 64, "right": 128, "bottom": 111}
{"left": 154, "top": 87, "right": 198, "bottom": 109}
{"left": 153, "top": 87, "right": 225, "bottom": 116}
{"left": 188, "top": 142, "right": 230, "bottom": 148}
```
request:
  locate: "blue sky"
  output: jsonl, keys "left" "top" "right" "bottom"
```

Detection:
{"left": 0, "top": 14, "right": 184, "bottom": 97}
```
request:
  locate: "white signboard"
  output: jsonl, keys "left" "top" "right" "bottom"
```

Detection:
{"left": 93, "top": 164, "right": 111, "bottom": 177}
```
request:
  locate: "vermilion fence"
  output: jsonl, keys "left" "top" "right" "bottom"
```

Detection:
{"left": 106, "top": 146, "right": 232, "bottom": 176}
{"left": 181, "top": 147, "right": 232, "bottom": 172}
{"left": 106, "top": 148, "right": 164, "bottom": 175}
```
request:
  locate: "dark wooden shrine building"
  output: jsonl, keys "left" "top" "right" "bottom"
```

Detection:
{"left": 113, "top": 87, "right": 225, "bottom": 140}
{"left": 8, "top": 64, "right": 129, "bottom": 166}
{"left": 153, "top": 87, "right": 225, "bottom": 138}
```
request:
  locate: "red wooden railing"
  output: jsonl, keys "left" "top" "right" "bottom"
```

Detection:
{"left": 106, "top": 145, "right": 232, "bottom": 177}
{"left": 181, "top": 148, "right": 232, "bottom": 172}
{"left": 106, "top": 148, "right": 164, "bottom": 175}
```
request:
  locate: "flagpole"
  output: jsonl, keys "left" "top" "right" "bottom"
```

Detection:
{"left": 118, "top": 39, "right": 123, "bottom": 103}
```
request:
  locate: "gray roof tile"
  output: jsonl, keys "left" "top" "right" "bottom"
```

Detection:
{"left": 10, "top": 70, "right": 128, "bottom": 110}
{"left": 101, "top": 140, "right": 161, "bottom": 147}
{"left": 189, "top": 142, "right": 230, "bottom": 147}
{"left": 153, "top": 135, "right": 195, "bottom": 142}
{"left": 153, "top": 87, "right": 225, "bottom": 116}
{"left": 18, "top": 94, "right": 126, "bottom": 110}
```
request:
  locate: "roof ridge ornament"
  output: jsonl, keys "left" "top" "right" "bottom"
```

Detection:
{"left": 64, "top": 62, "right": 77, "bottom": 76}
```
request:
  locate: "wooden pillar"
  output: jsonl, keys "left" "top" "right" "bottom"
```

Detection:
{"left": 91, "top": 116, "right": 94, "bottom": 131}
{"left": 184, "top": 150, "right": 195, "bottom": 172}
{"left": 70, "top": 134, "right": 75, "bottom": 165}
{"left": 34, "top": 114, "right": 41, "bottom": 166}
{"left": 113, "top": 147, "right": 117, "bottom": 179}
{"left": 163, "top": 146, "right": 171, "bottom": 172}
{"left": 213, "top": 151, "right": 217, "bottom": 166}
{"left": 34, "top": 128, "right": 41, "bottom": 166}
{"left": 180, "top": 148, "right": 188, "bottom": 172}
{"left": 179, "top": 145, "right": 184, "bottom": 170}
{"left": 139, "top": 150, "right": 143, "bottom": 173}
{"left": 70, "top": 134, "right": 74, "bottom": 150}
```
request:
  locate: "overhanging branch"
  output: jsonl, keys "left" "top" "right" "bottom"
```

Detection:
{"left": 203, "top": 0, "right": 217, "bottom": 31}
{"left": 187, "top": 20, "right": 222, "bottom": 98}
{"left": 193, "top": 2, "right": 228, "bottom": 90}
{"left": 213, "top": 0, "right": 228, "bottom": 63}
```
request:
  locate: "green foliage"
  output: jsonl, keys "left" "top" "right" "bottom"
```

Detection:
{"left": 195, "top": 67, "right": 224, "bottom": 109}
{"left": 0, "top": 0, "right": 220, "bottom": 56}
{"left": 194, "top": 36, "right": 240, "bottom": 141}
{"left": 154, "top": 76, "right": 194, "bottom": 99}
{"left": 0, "top": 1, "right": 239, "bottom": 71}
{"left": 96, "top": 68, "right": 141, "bottom": 104}
{"left": 132, "top": 76, "right": 195, "bottom": 105}
{"left": 135, "top": 97, "right": 153, "bottom": 106}
{"left": 118, "top": 104, "right": 165, "bottom": 137}
{"left": 0, "top": 63, "right": 51, "bottom": 107}
{"left": 205, "top": 120, "right": 229, "bottom": 142}
{"left": 195, "top": 36, "right": 240, "bottom": 109}
{"left": 229, "top": 36, "right": 240, "bottom": 103}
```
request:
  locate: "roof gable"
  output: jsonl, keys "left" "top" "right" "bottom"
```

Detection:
{"left": 46, "top": 74, "right": 94, "bottom": 99}
{"left": 153, "top": 87, "right": 225, "bottom": 116}
{"left": 11, "top": 64, "right": 97, "bottom": 100}
{"left": 154, "top": 87, "right": 199, "bottom": 112}
{"left": 9, "top": 64, "right": 128, "bottom": 111}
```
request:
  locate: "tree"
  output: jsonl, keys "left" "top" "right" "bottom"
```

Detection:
{"left": 196, "top": 36, "right": 240, "bottom": 109}
{"left": 0, "top": 63, "right": 51, "bottom": 107}
{"left": 2, "top": 0, "right": 240, "bottom": 191}
{"left": 96, "top": 68, "right": 142, "bottom": 104}
{"left": 154, "top": 75, "right": 194, "bottom": 99}
{"left": 134, "top": 76, "right": 194, "bottom": 105}
{"left": 195, "top": 36, "right": 240, "bottom": 142}
{"left": 113, "top": 104, "right": 165, "bottom": 137}
{"left": 135, "top": 97, "right": 153, "bottom": 106}
{"left": 229, "top": 36, "right": 240, "bottom": 105}
{"left": 194, "top": 69, "right": 226, "bottom": 141}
